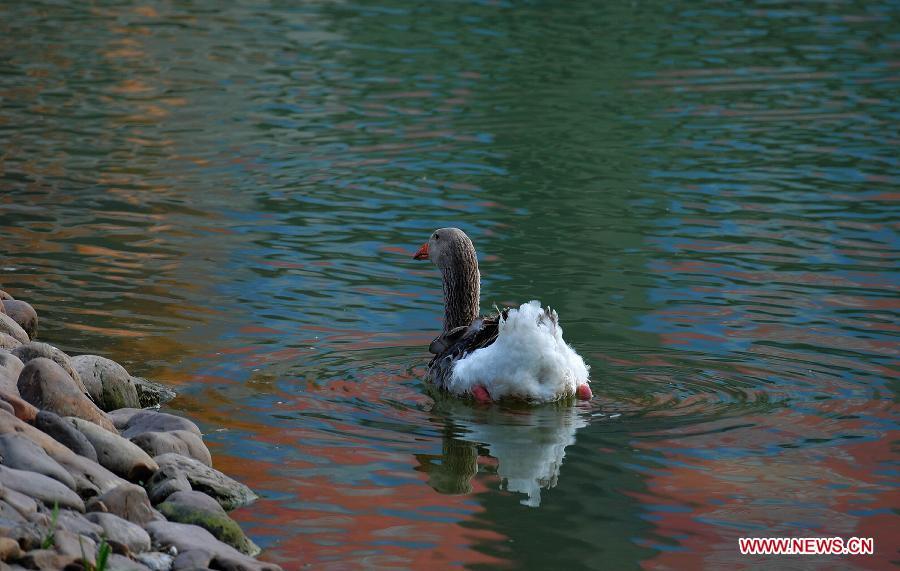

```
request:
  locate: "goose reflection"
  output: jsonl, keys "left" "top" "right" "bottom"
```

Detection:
{"left": 417, "top": 399, "right": 589, "bottom": 507}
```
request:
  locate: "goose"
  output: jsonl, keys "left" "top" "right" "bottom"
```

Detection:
{"left": 413, "top": 227, "right": 592, "bottom": 403}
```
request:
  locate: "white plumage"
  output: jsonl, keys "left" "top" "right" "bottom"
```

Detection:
{"left": 447, "top": 301, "right": 590, "bottom": 403}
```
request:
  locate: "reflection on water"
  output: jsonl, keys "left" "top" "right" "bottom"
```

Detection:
{"left": 1, "top": 0, "right": 898, "bottom": 569}
{"left": 421, "top": 400, "right": 590, "bottom": 507}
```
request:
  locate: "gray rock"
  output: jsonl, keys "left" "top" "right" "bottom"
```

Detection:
{"left": 0, "top": 433, "right": 76, "bottom": 490}
{"left": 157, "top": 491, "right": 259, "bottom": 556}
{"left": 72, "top": 354, "right": 141, "bottom": 411}
{"left": 86, "top": 512, "right": 151, "bottom": 555}
{"left": 1, "top": 300, "right": 37, "bottom": 340}
{"left": 0, "top": 408, "right": 125, "bottom": 498}
{"left": 112, "top": 409, "right": 202, "bottom": 439}
{"left": 133, "top": 377, "right": 177, "bottom": 408}
{"left": 0, "top": 332, "right": 23, "bottom": 350}
{"left": 106, "top": 553, "right": 155, "bottom": 570}
{"left": 0, "top": 498, "right": 28, "bottom": 522}
{"left": 146, "top": 521, "right": 282, "bottom": 571}
{"left": 0, "top": 399, "right": 12, "bottom": 415}
{"left": 131, "top": 430, "right": 211, "bottom": 467}
{"left": 135, "top": 551, "right": 175, "bottom": 571}
{"left": 0, "top": 465, "right": 84, "bottom": 512}
{"left": 86, "top": 483, "right": 164, "bottom": 526}
{"left": 12, "top": 342, "right": 88, "bottom": 395}
{"left": 34, "top": 410, "right": 98, "bottom": 461}
{"left": 17, "top": 358, "right": 115, "bottom": 431}
{"left": 0, "top": 350, "right": 24, "bottom": 395}
{"left": 55, "top": 508, "right": 104, "bottom": 542}
{"left": 0, "top": 313, "right": 28, "bottom": 345}
{"left": 146, "top": 464, "right": 192, "bottom": 505}
{"left": 53, "top": 528, "right": 97, "bottom": 565}
{"left": 153, "top": 454, "right": 256, "bottom": 511}
{"left": 1, "top": 482, "right": 38, "bottom": 517}
{"left": 65, "top": 417, "right": 158, "bottom": 481}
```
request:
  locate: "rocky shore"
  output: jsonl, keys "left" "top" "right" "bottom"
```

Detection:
{"left": 0, "top": 289, "right": 282, "bottom": 571}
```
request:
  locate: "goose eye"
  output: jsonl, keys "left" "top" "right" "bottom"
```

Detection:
{"left": 433, "top": 233, "right": 439, "bottom": 240}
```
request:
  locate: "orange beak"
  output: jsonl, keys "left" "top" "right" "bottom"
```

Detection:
{"left": 413, "top": 242, "right": 429, "bottom": 260}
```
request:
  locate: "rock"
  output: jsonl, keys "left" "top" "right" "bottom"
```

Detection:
{"left": 72, "top": 355, "right": 141, "bottom": 411}
{"left": 55, "top": 509, "right": 104, "bottom": 544}
{"left": 0, "top": 332, "right": 22, "bottom": 350}
{"left": 0, "top": 350, "right": 23, "bottom": 395}
{"left": 1, "top": 483, "right": 38, "bottom": 518}
{"left": 86, "top": 483, "right": 163, "bottom": 526}
{"left": 0, "top": 519, "right": 45, "bottom": 551}
{"left": 17, "top": 358, "right": 114, "bottom": 431}
{"left": 34, "top": 410, "right": 98, "bottom": 462}
{"left": 131, "top": 430, "right": 211, "bottom": 467}
{"left": 146, "top": 464, "right": 192, "bottom": 505}
{"left": 0, "top": 465, "right": 84, "bottom": 512}
{"left": 112, "top": 409, "right": 202, "bottom": 439}
{"left": 0, "top": 535, "right": 23, "bottom": 561}
{"left": 12, "top": 342, "right": 88, "bottom": 395}
{"left": 106, "top": 553, "right": 154, "bottom": 570}
{"left": 146, "top": 521, "right": 282, "bottom": 571}
{"left": 0, "top": 313, "right": 28, "bottom": 345}
{"left": 157, "top": 491, "right": 259, "bottom": 556}
{"left": 0, "top": 498, "right": 28, "bottom": 523}
{"left": 0, "top": 433, "right": 76, "bottom": 490}
{"left": 65, "top": 417, "right": 158, "bottom": 481}
{"left": 86, "top": 512, "right": 152, "bottom": 555}
{"left": 132, "top": 377, "right": 177, "bottom": 408}
{"left": 0, "top": 399, "right": 12, "bottom": 415}
{"left": 0, "top": 390, "right": 38, "bottom": 422}
{"left": 53, "top": 528, "right": 97, "bottom": 565}
{"left": 152, "top": 454, "right": 256, "bottom": 511}
{"left": 0, "top": 409, "right": 126, "bottom": 498}
{"left": 1, "top": 300, "right": 37, "bottom": 340}
{"left": 17, "top": 548, "right": 77, "bottom": 570}
{"left": 135, "top": 551, "right": 175, "bottom": 571}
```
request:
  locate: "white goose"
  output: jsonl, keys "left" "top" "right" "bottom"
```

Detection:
{"left": 413, "top": 228, "right": 592, "bottom": 403}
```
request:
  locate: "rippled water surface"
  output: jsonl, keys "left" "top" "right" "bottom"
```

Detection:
{"left": 2, "top": 1, "right": 898, "bottom": 568}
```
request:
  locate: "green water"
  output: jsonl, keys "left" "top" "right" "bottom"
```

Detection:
{"left": 1, "top": 1, "right": 898, "bottom": 568}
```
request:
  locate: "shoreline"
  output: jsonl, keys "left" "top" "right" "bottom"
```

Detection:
{"left": 0, "top": 288, "right": 282, "bottom": 570}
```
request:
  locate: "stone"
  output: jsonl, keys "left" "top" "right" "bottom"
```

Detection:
{"left": 12, "top": 342, "right": 88, "bottom": 395}
{"left": 86, "top": 483, "right": 163, "bottom": 526}
{"left": 0, "top": 433, "right": 76, "bottom": 490}
{"left": 0, "top": 313, "right": 28, "bottom": 345}
{"left": 0, "top": 332, "right": 22, "bottom": 350}
{"left": 0, "top": 399, "right": 11, "bottom": 415}
{"left": 112, "top": 409, "right": 202, "bottom": 439}
{"left": 157, "top": 491, "right": 259, "bottom": 556}
{"left": 152, "top": 454, "right": 256, "bottom": 511}
{"left": 106, "top": 553, "right": 154, "bottom": 570}
{"left": 146, "top": 521, "right": 282, "bottom": 571}
{"left": 0, "top": 391, "right": 38, "bottom": 422}
{"left": 86, "top": 512, "right": 151, "bottom": 555}
{"left": 172, "top": 549, "right": 213, "bottom": 569}
{"left": 0, "top": 535, "right": 22, "bottom": 560}
{"left": 1, "top": 300, "right": 37, "bottom": 340}
{"left": 55, "top": 509, "right": 104, "bottom": 542}
{"left": 146, "top": 465, "right": 192, "bottom": 505}
{"left": 0, "top": 519, "right": 45, "bottom": 551}
{"left": 0, "top": 409, "right": 126, "bottom": 498}
{"left": 131, "top": 430, "right": 211, "bottom": 467}
{"left": 1, "top": 483, "right": 38, "bottom": 518}
{"left": 0, "top": 465, "right": 84, "bottom": 512}
{"left": 0, "top": 499, "right": 28, "bottom": 523}
{"left": 17, "top": 548, "right": 77, "bottom": 570}
{"left": 65, "top": 417, "right": 158, "bottom": 481}
{"left": 132, "top": 377, "right": 176, "bottom": 408}
{"left": 135, "top": 551, "right": 175, "bottom": 571}
{"left": 0, "top": 350, "right": 23, "bottom": 395}
{"left": 72, "top": 355, "right": 140, "bottom": 411}
{"left": 34, "top": 410, "right": 98, "bottom": 462}
{"left": 17, "top": 358, "right": 114, "bottom": 431}
{"left": 52, "top": 528, "right": 97, "bottom": 565}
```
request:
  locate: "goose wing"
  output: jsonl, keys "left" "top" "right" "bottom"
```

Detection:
{"left": 427, "top": 309, "right": 508, "bottom": 389}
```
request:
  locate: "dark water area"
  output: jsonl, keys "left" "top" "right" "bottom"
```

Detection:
{"left": 1, "top": 0, "right": 898, "bottom": 568}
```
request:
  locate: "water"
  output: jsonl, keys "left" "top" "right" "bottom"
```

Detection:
{"left": 1, "top": 0, "right": 898, "bottom": 568}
